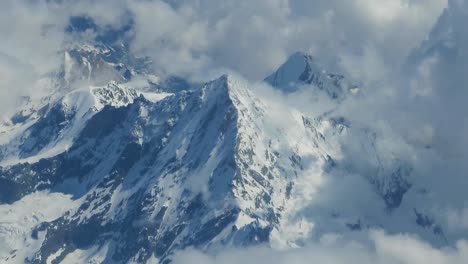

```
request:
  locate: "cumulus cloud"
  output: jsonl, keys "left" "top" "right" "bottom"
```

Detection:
{"left": 3, "top": 0, "right": 440, "bottom": 82}
{"left": 289, "top": 0, "right": 447, "bottom": 76}
{"left": 172, "top": 230, "right": 468, "bottom": 264}
{"left": 0, "top": 0, "right": 448, "bottom": 112}
{"left": 124, "top": 0, "right": 447, "bottom": 81}
{"left": 0, "top": 1, "right": 67, "bottom": 115}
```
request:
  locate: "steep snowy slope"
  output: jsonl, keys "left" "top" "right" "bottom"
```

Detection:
{"left": 0, "top": 192, "right": 78, "bottom": 263}
{"left": 0, "top": 75, "right": 239, "bottom": 263}
{"left": 0, "top": 73, "right": 306, "bottom": 262}
{"left": 0, "top": 82, "right": 140, "bottom": 167}
{"left": 1, "top": 31, "right": 465, "bottom": 263}
{"left": 0, "top": 67, "right": 436, "bottom": 264}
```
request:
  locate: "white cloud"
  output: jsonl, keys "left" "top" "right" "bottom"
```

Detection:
{"left": 0, "top": 1, "right": 67, "bottom": 116}
{"left": 0, "top": 0, "right": 448, "bottom": 114}
{"left": 172, "top": 230, "right": 468, "bottom": 264}
{"left": 371, "top": 231, "right": 468, "bottom": 264}
{"left": 123, "top": 0, "right": 447, "bottom": 82}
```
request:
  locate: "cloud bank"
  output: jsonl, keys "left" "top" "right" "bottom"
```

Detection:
{"left": 0, "top": 0, "right": 448, "bottom": 107}
{"left": 173, "top": 230, "right": 468, "bottom": 264}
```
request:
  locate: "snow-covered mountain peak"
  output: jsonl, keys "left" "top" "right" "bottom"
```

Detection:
{"left": 197, "top": 74, "right": 252, "bottom": 106}
{"left": 0, "top": 29, "right": 460, "bottom": 262}
{"left": 90, "top": 81, "right": 139, "bottom": 109}
{"left": 265, "top": 52, "right": 318, "bottom": 92}
{"left": 0, "top": 67, "right": 449, "bottom": 262}
{"left": 265, "top": 52, "right": 359, "bottom": 100}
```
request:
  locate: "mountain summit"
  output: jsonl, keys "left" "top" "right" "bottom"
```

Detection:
{"left": 265, "top": 52, "right": 358, "bottom": 99}
{"left": 0, "top": 46, "right": 458, "bottom": 263}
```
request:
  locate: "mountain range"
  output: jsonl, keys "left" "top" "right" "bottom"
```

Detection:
{"left": 0, "top": 2, "right": 467, "bottom": 263}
